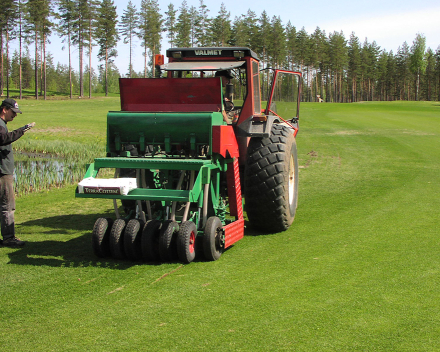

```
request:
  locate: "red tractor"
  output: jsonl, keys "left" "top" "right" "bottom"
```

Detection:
{"left": 76, "top": 47, "right": 301, "bottom": 263}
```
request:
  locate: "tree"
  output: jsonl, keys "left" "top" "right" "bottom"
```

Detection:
{"left": 138, "top": 0, "right": 163, "bottom": 77}
{"left": 347, "top": 32, "right": 361, "bottom": 102}
{"left": 410, "top": 33, "right": 426, "bottom": 101}
{"left": 86, "top": 0, "right": 98, "bottom": 98}
{"left": 25, "top": 0, "right": 52, "bottom": 99}
{"left": 267, "top": 16, "right": 286, "bottom": 69}
{"left": 396, "top": 42, "right": 411, "bottom": 100}
{"left": 210, "top": 3, "right": 230, "bottom": 46}
{"left": 0, "top": 0, "right": 19, "bottom": 97}
{"left": 164, "top": 3, "right": 176, "bottom": 47}
{"left": 361, "top": 39, "right": 380, "bottom": 101}
{"left": 328, "top": 31, "right": 347, "bottom": 102}
{"left": 95, "top": 0, "right": 118, "bottom": 96}
{"left": 119, "top": 1, "right": 139, "bottom": 77}
{"left": 57, "top": 0, "right": 75, "bottom": 98}
{"left": 196, "top": 0, "right": 211, "bottom": 46}
{"left": 231, "top": 15, "right": 247, "bottom": 47}
{"left": 175, "top": 0, "right": 191, "bottom": 48}
{"left": 71, "top": 0, "right": 92, "bottom": 97}
{"left": 188, "top": 5, "right": 198, "bottom": 46}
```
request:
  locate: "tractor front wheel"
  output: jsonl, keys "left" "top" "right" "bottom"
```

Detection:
{"left": 245, "top": 124, "right": 298, "bottom": 233}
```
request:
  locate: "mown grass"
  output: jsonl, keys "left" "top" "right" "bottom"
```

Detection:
{"left": 1, "top": 101, "right": 440, "bottom": 351}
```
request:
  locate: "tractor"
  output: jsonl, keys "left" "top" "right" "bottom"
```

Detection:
{"left": 76, "top": 47, "right": 302, "bottom": 263}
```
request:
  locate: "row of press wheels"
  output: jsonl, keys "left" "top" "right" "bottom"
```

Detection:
{"left": 92, "top": 217, "right": 224, "bottom": 263}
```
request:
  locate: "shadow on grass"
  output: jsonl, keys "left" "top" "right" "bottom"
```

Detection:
{"left": 7, "top": 215, "right": 267, "bottom": 268}
{"left": 8, "top": 213, "right": 137, "bottom": 269}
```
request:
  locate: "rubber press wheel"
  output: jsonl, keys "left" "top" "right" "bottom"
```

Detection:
{"left": 158, "top": 220, "right": 179, "bottom": 262}
{"left": 91, "top": 217, "right": 113, "bottom": 258}
{"left": 109, "top": 219, "right": 127, "bottom": 260}
{"left": 245, "top": 123, "right": 299, "bottom": 233}
{"left": 141, "top": 220, "right": 162, "bottom": 262}
{"left": 177, "top": 221, "right": 197, "bottom": 264}
{"left": 123, "top": 219, "right": 144, "bottom": 261}
{"left": 203, "top": 217, "right": 223, "bottom": 261}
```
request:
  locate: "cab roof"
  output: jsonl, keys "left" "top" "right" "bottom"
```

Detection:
{"left": 166, "top": 47, "right": 259, "bottom": 61}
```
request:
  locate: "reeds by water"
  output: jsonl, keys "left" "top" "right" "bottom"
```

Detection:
{"left": 13, "top": 139, "right": 106, "bottom": 196}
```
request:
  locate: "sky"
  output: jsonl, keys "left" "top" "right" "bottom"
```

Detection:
{"left": 9, "top": 0, "right": 440, "bottom": 75}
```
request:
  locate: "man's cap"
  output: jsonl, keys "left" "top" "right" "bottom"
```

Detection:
{"left": 2, "top": 98, "right": 22, "bottom": 114}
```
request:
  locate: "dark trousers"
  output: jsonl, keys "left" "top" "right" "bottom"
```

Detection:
{"left": 0, "top": 174, "right": 15, "bottom": 240}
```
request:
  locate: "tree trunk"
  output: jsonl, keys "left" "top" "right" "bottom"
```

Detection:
{"left": 35, "top": 31, "right": 38, "bottom": 100}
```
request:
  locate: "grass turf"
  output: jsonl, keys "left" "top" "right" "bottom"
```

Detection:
{"left": 1, "top": 100, "right": 440, "bottom": 351}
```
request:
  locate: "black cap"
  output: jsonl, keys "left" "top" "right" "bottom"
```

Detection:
{"left": 2, "top": 98, "right": 22, "bottom": 114}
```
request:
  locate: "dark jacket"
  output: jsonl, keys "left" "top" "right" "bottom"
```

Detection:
{"left": 0, "top": 118, "right": 24, "bottom": 175}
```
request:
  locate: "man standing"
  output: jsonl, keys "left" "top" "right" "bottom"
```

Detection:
{"left": 0, "top": 99, "right": 35, "bottom": 248}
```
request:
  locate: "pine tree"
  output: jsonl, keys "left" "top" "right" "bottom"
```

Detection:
{"left": 119, "top": 1, "right": 139, "bottom": 77}
{"left": 164, "top": 3, "right": 176, "bottom": 47}
{"left": 187, "top": 5, "right": 198, "bottom": 46}
{"left": 196, "top": 0, "right": 211, "bottom": 46}
{"left": 95, "top": 0, "right": 118, "bottom": 96}
{"left": 244, "top": 9, "right": 258, "bottom": 51}
{"left": 175, "top": 0, "right": 191, "bottom": 47}
{"left": 267, "top": 15, "right": 285, "bottom": 69}
{"left": 231, "top": 15, "right": 247, "bottom": 47}
{"left": 210, "top": 3, "right": 230, "bottom": 47}
{"left": 410, "top": 33, "right": 426, "bottom": 101}
{"left": 0, "top": 0, "right": 19, "bottom": 97}
{"left": 25, "top": 0, "right": 52, "bottom": 99}
{"left": 347, "top": 33, "right": 361, "bottom": 102}
{"left": 422, "top": 48, "right": 436, "bottom": 101}
{"left": 396, "top": 42, "right": 411, "bottom": 100}
{"left": 138, "top": 0, "right": 163, "bottom": 77}
{"left": 57, "top": 0, "right": 75, "bottom": 98}
{"left": 328, "top": 31, "right": 347, "bottom": 102}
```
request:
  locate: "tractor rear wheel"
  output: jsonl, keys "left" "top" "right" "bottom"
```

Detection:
{"left": 91, "top": 218, "right": 113, "bottom": 258}
{"left": 141, "top": 220, "right": 162, "bottom": 262}
{"left": 109, "top": 219, "right": 127, "bottom": 259}
{"left": 245, "top": 124, "right": 298, "bottom": 233}
{"left": 123, "top": 219, "right": 144, "bottom": 261}
{"left": 177, "top": 221, "right": 197, "bottom": 264}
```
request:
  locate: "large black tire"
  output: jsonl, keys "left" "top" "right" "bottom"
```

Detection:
{"left": 245, "top": 123, "right": 299, "bottom": 233}
{"left": 91, "top": 218, "right": 113, "bottom": 258}
{"left": 141, "top": 220, "right": 162, "bottom": 262}
{"left": 177, "top": 221, "right": 197, "bottom": 264}
{"left": 109, "top": 219, "right": 126, "bottom": 259}
{"left": 123, "top": 219, "right": 144, "bottom": 261}
{"left": 203, "top": 217, "right": 223, "bottom": 261}
{"left": 158, "top": 220, "right": 179, "bottom": 262}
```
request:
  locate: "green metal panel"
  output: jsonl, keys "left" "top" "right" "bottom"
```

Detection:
{"left": 107, "top": 112, "right": 224, "bottom": 154}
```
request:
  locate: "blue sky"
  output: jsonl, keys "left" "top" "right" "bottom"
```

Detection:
{"left": 10, "top": 0, "right": 440, "bottom": 75}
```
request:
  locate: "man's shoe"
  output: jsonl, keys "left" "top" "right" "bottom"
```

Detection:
{"left": 2, "top": 237, "right": 25, "bottom": 248}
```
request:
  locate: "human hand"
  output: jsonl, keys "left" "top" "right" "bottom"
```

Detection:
{"left": 21, "top": 122, "right": 36, "bottom": 132}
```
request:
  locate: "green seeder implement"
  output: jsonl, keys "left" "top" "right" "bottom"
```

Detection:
{"left": 76, "top": 47, "right": 302, "bottom": 263}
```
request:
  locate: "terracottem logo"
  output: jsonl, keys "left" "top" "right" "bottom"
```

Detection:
{"left": 83, "top": 187, "right": 120, "bottom": 195}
